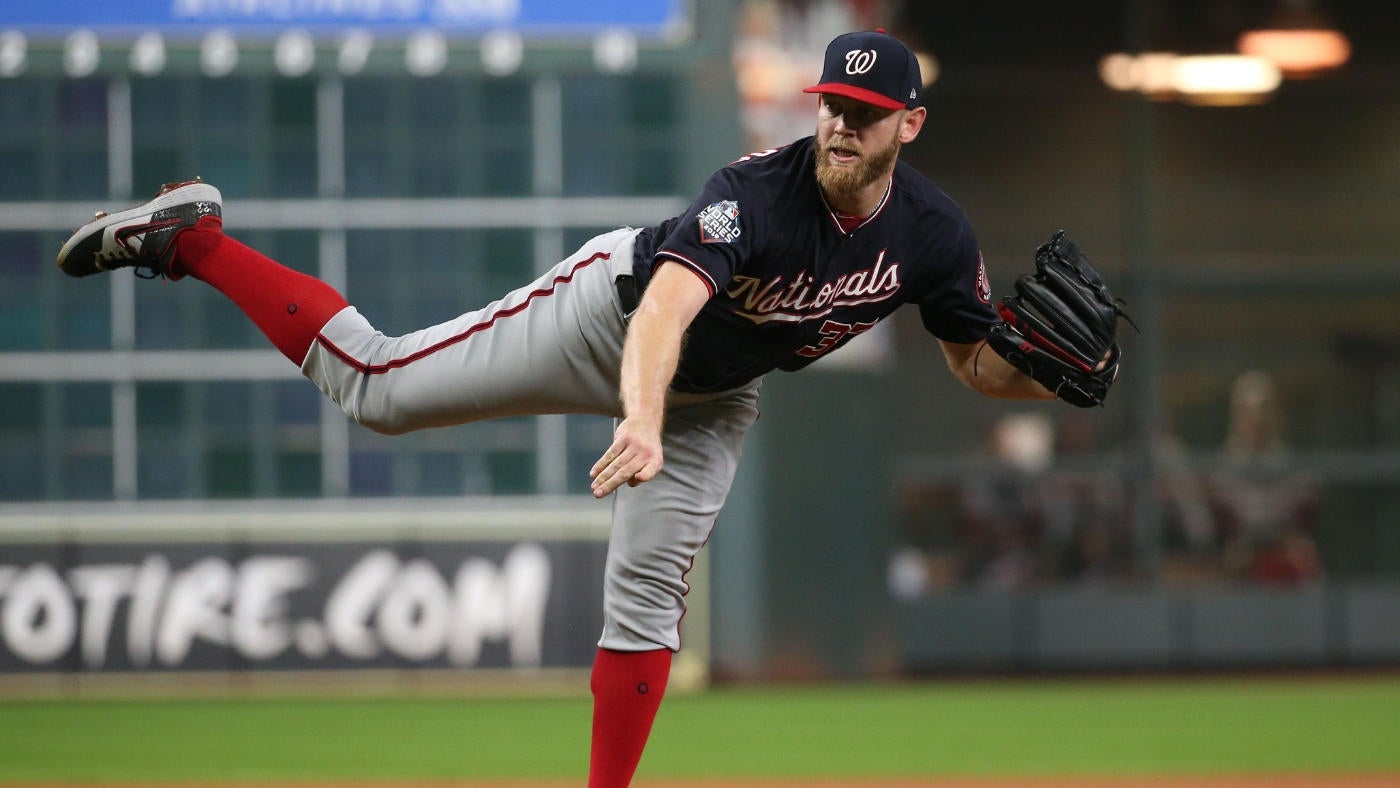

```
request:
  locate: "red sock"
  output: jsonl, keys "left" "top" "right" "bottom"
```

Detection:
{"left": 173, "top": 217, "right": 349, "bottom": 366}
{"left": 588, "top": 647, "right": 672, "bottom": 788}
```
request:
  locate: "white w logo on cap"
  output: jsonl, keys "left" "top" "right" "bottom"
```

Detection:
{"left": 844, "top": 49, "right": 877, "bottom": 75}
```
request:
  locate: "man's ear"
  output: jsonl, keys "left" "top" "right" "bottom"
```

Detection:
{"left": 899, "top": 107, "right": 927, "bottom": 144}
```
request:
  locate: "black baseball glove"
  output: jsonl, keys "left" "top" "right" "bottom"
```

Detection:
{"left": 986, "top": 230, "right": 1134, "bottom": 408}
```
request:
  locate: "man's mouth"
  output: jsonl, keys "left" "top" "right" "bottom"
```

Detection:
{"left": 827, "top": 147, "right": 859, "bottom": 164}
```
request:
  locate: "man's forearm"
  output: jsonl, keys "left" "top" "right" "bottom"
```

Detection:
{"left": 960, "top": 339, "right": 1057, "bottom": 401}
{"left": 618, "top": 302, "right": 686, "bottom": 426}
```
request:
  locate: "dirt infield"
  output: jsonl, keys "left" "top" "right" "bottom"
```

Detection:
{"left": 27, "top": 776, "right": 1400, "bottom": 787}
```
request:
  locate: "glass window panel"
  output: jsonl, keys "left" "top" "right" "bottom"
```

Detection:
{"left": 416, "top": 451, "right": 465, "bottom": 496}
{"left": 343, "top": 76, "right": 533, "bottom": 198}
{"left": 59, "top": 79, "right": 108, "bottom": 133}
{"left": 488, "top": 450, "right": 535, "bottom": 494}
{"left": 0, "top": 79, "right": 44, "bottom": 135}
{"left": 133, "top": 143, "right": 190, "bottom": 196}
{"left": 0, "top": 384, "right": 43, "bottom": 429}
{"left": 0, "top": 302, "right": 44, "bottom": 350}
{"left": 135, "top": 298, "right": 184, "bottom": 350}
{"left": 60, "top": 301, "right": 111, "bottom": 350}
{"left": 629, "top": 145, "right": 679, "bottom": 194}
{"left": 58, "top": 148, "right": 109, "bottom": 199}
{"left": 206, "top": 448, "right": 254, "bottom": 498}
{"left": 139, "top": 440, "right": 192, "bottom": 499}
{"left": 349, "top": 451, "right": 394, "bottom": 496}
{"left": 476, "top": 77, "right": 533, "bottom": 197}
{"left": 271, "top": 80, "right": 316, "bottom": 134}
{"left": 276, "top": 451, "right": 321, "bottom": 497}
{"left": 137, "top": 382, "right": 185, "bottom": 429}
{"left": 0, "top": 148, "right": 41, "bottom": 199}
{"left": 131, "top": 77, "right": 185, "bottom": 136}
{"left": 626, "top": 76, "right": 679, "bottom": 129}
{"left": 348, "top": 229, "right": 510, "bottom": 332}
{"left": 567, "top": 414, "right": 613, "bottom": 495}
{"left": 482, "top": 229, "right": 533, "bottom": 291}
{"left": 62, "top": 383, "right": 111, "bottom": 430}
{"left": 562, "top": 76, "right": 624, "bottom": 196}
{"left": 62, "top": 454, "right": 113, "bottom": 500}
{"left": 562, "top": 75, "right": 681, "bottom": 197}
{"left": 206, "top": 381, "right": 255, "bottom": 427}
{"left": 274, "top": 381, "right": 320, "bottom": 426}
{"left": 0, "top": 232, "right": 44, "bottom": 290}
{"left": 480, "top": 146, "right": 531, "bottom": 197}
{"left": 0, "top": 448, "right": 43, "bottom": 501}
{"left": 192, "top": 149, "right": 257, "bottom": 197}
{"left": 345, "top": 150, "right": 391, "bottom": 196}
{"left": 198, "top": 79, "right": 254, "bottom": 133}
{"left": 271, "top": 148, "right": 317, "bottom": 196}
{"left": 344, "top": 77, "right": 410, "bottom": 197}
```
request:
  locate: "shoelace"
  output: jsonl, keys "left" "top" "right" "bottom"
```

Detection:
{"left": 95, "top": 243, "right": 162, "bottom": 278}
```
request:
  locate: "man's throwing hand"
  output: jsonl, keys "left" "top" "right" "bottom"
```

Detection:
{"left": 590, "top": 416, "right": 664, "bottom": 498}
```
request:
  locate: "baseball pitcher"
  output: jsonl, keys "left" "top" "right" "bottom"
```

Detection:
{"left": 57, "top": 29, "right": 1128, "bottom": 787}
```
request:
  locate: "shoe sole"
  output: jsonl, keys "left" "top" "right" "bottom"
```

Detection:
{"left": 56, "top": 183, "right": 223, "bottom": 277}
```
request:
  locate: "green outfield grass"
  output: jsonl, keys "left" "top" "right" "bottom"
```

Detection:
{"left": 2, "top": 675, "right": 1399, "bottom": 783}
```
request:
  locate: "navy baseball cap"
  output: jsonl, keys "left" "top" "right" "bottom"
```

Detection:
{"left": 804, "top": 29, "right": 922, "bottom": 110}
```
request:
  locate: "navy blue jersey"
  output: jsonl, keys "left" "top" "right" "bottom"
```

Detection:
{"left": 632, "top": 136, "right": 998, "bottom": 394}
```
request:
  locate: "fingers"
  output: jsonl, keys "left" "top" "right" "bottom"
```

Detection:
{"left": 589, "top": 440, "right": 662, "bottom": 499}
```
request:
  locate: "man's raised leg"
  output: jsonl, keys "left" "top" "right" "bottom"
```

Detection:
{"left": 58, "top": 182, "right": 638, "bottom": 436}
{"left": 173, "top": 219, "right": 349, "bottom": 366}
{"left": 56, "top": 179, "right": 349, "bottom": 367}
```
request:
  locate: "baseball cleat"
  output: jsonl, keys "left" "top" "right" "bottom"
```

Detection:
{"left": 56, "top": 179, "right": 222, "bottom": 279}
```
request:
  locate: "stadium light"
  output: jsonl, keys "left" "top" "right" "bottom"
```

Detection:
{"left": 1170, "top": 54, "right": 1283, "bottom": 105}
{"left": 481, "top": 30, "right": 524, "bottom": 76}
{"left": 64, "top": 30, "right": 100, "bottom": 78}
{"left": 405, "top": 30, "right": 447, "bottom": 77}
{"left": 275, "top": 31, "right": 316, "bottom": 77}
{"left": 593, "top": 29, "right": 637, "bottom": 74}
{"left": 1238, "top": 0, "right": 1351, "bottom": 77}
{"left": 201, "top": 31, "right": 239, "bottom": 78}
{"left": 0, "top": 31, "right": 27, "bottom": 78}
{"left": 338, "top": 30, "right": 373, "bottom": 76}
{"left": 1100, "top": 52, "right": 1282, "bottom": 105}
{"left": 130, "top": 32, "right": 166, "bottom": 76}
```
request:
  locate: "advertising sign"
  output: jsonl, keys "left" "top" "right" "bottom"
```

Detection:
{"left": 0, "top": 0, "right": 685, "bottom": 37}
{"left": 0, "top": 539, "right": 606, "bottom": 673}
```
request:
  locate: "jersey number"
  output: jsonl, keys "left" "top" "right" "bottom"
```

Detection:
{"left": 731, "top": 147, "right": 781, "bottom": 165}
{"left": 796, "top": 319, "right": 879, "bottom": 358}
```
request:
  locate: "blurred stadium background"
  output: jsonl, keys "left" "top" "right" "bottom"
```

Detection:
{"left": 2, "top": 0, "right": 1399, "bottom": 783}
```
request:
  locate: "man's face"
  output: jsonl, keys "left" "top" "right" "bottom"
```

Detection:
{"left": 814, "top": 94, "right": 905, "bottom": 199}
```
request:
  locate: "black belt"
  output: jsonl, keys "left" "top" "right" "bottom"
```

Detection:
{"left": 615, "top": 274, "right": 641, "bottom": 317}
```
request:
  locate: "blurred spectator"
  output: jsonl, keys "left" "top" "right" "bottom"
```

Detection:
{"left": 955, "top": 413, "right": 1053, "bottom": 589}
{"left": 734, "top": 0, "right": 893, "bottom": 149}
{"left": 1207, "top": 370, "right": 1321, "bottom": 585}
{"left": 1154, "top": 421, "right": 1222, "bottom": 585}
{"left": 1039, "top": 414, "right": 1133, "bottom": 584}
{"left": 889, "top": 413, "right": 1049, "bottom": 595}
{"left": 892, "top": 411, "right": 1143, "bottom": 594}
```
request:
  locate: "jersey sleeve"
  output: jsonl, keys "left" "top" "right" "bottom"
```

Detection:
{"left": 916, "top": 217, "right": 1001, "bottom": 343}
{"left": 649, "top": 166, "right": 765, "bottom": 296}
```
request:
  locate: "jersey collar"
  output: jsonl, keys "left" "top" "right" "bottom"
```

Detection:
{"left": 819, "top": 177, "right": 892, "bottom": 236}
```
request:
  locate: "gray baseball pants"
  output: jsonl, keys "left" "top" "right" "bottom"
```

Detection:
{"left": 301, "top": 228, "right": 761, "bottom": 651}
